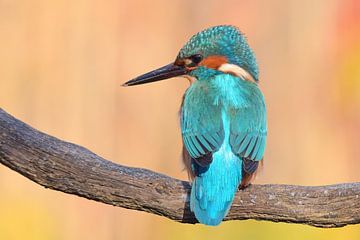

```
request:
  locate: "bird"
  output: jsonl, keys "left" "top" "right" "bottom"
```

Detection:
{"left": 123, "top": 25, "right": 267, "bottom": 226}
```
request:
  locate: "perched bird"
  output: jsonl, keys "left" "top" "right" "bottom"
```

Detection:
{"left": 123, "top": 25, "right": 267, "bottom": 226}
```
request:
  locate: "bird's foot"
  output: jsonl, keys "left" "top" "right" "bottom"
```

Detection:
{"left": 238, "top": 183, "right": 252, "bottom": 191}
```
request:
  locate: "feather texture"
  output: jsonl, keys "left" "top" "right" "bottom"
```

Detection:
{"left": 190, "top": 110, "right": 242, "bottom": 226}
{"left": 181, "top": 73, "right": 267, "bottom": 225}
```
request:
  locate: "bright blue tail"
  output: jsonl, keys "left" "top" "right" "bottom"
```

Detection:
{"left": 190, "top": 143, "right": 242, "bottom": 226}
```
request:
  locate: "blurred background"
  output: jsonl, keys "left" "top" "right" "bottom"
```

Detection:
{"left": 1, "top": 0, "right": 360, "bottom": 239}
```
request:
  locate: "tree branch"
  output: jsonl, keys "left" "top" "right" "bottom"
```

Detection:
{"left": 0, "top": 108, "right": 359, "bottom": 228}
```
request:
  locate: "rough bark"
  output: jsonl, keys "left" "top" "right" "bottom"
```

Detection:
{"left": 0, "top": 108, "right": 359, "bottom": 228}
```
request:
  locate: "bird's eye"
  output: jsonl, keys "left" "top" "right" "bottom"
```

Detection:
{"left": 183, "top": 54, "right": 203, "bottom": 67}
{"left": 190, "top": 54, "right": 203, "bottom": 65}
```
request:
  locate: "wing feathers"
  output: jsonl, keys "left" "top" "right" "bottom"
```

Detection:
{"left": 245, "top": 136, "right": 257, "bottom": 157}
{"left": 229, "top": 85, "right": 267, "bottom": 161}
{"left": 191, "top": 135, "right": 206, "bottom": 155}
{"left": 197, "top": 135, "right": 212, "bottom": 152}
{"left": 255, "top": 136, "right": 266, "bottom": 160}
{"left": 250, "top": 137, "right": 261, "bottom": 159}
{"left": 237, "top": 134, "right": 252, "bottom": 153}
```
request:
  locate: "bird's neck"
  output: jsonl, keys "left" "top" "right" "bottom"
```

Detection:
{"left": 195, "top": 73, "right": 256, "bottom": 109}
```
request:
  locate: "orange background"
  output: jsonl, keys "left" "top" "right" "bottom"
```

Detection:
{"left": 1, "top": 0, "right": 360, "bottom": 239}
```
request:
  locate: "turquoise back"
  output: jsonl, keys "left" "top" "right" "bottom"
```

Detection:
{"left": 181, "top": 73, "right": 266, "bottom": 225}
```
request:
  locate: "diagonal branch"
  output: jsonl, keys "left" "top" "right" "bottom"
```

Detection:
{"left": 0, "top": 108, "right": 359, "bottom": 228}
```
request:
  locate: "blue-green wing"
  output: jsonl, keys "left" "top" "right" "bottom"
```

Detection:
{"left": 181, "top": 87, "right": 224, "bottom": 162}
{"left": 230, "top": 87, "right": 267, "bottom": 161}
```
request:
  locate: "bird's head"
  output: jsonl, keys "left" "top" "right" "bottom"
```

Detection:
{"left": 123, "top": 25, "right": 258, "bottom": 87}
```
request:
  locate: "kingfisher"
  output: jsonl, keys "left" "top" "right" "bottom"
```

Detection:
{"left": 123, "top": 25, "right": 267, "bottom": 226}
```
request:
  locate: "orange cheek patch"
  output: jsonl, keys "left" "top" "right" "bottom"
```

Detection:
{"left": 199, "top": 55, "right": 228, "bottom": 69}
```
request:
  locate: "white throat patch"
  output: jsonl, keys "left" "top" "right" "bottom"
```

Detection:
{"left": 218, "top": 63, "right": 256, "bottom": 83}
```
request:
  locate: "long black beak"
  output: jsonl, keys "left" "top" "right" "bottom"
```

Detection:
{"left": 122, "top": 63, "right": 188, "bottom": 87}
